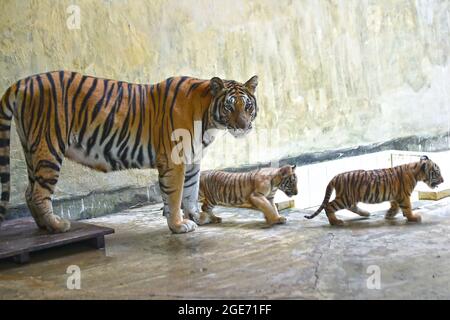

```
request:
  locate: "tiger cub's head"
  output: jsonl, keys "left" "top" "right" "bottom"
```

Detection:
{"left": 420, "top": 155, "right": 444, "bottom": 189}
{"left": 278, "top": 165, "right": 298, "bottom": 197}
{"left": 209, "top": 76, "right": 258, "bottom": 138}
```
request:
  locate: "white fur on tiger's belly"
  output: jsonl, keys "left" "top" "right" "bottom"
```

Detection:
{"left": 65, "top": 145, "right": 112, "bottom": 173}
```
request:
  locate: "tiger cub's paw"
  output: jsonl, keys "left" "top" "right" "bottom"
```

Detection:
{"left": 269, "top": 216, "right": 287, "bottom": 225}
{"left": 406, "top": 213, "right": 422, "bottom": 223}
{"left": 385, "top": 208, "right": 400, "bottom": 220}
{"left": 185, "top": 211, "right": 200, "bottom": 222}
{"left": 385, "top": 211, "right": 398, "bottom": 220}
{"left": 357, "top": 209, "right": 371, "bottom": 217}
{"left": 196, "top": 212, "right": 222, "bottom": 225}
{"left": 329, "top": 219, "right": 344, "bottom": 226}
{"left": 210, "top": 215, "right": 222, "bottom": 224}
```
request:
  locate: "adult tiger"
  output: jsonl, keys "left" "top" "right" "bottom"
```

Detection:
{"left": 0, "top": 71, "right": 258, "bottom": 233}
{"left": 304, "top": 156, "right": 444, "bottom": 225}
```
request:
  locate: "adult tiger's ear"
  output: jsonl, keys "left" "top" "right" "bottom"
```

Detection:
{"left": 420, "top": 155, "right": 429, "bottom": 161}
{"left": 291, "top": 164, "right": 297, "bottom": 170}
{"left": 244, "top": 75, "right": 258, "bottom": 94}
{"left": 210, "top": 77, "right": 225, "bottom": 96}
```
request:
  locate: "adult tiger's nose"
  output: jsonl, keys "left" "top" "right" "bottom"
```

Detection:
{"left": 236, "top": 116, "right": 248, "bottom": 130}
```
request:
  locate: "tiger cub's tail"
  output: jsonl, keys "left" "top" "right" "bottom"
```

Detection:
{"left": 0, "top": 88, "right": 13, "bottom": 226}
{"left": 305, "top": 181, "right": 334, "bottom": 220}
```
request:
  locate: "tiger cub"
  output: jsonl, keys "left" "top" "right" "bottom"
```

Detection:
{"left": 195, "top": 165, "right": 298, "bottom": 225}
{"left": 305, "top": 156, "right": 444, "bottom": 226}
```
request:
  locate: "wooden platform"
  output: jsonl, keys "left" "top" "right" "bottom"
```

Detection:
{"left": 0, "top": 218, "right": 114, "bottom": 264}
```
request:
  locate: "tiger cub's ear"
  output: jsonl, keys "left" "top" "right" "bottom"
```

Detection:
{"left": 210, "top": 77, "right": 225, "bottom": 96}
{"left": 421, "top": 162, "right": 427, "bottom": 172}
{"left": 420, "top": 155, "right": 430, "bottom": 171}
{"left": 279, "top": 165, "right": 293, "bottom": 178}
{"left": 244, "top": 75, "right": 258, "bottom": 94}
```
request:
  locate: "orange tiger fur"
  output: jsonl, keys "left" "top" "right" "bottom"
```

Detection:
{"left": 196, "top": 165, "right": 298, "bottom": 225}
{"left": 0, "top": 71, "right": 259, "bottom": 233}
{"left": 305, "top": 156, "right": 444, "bottom": 225}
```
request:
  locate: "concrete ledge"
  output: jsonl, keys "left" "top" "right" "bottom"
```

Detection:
{"left": 226, "top": 133, "right": 450, "bottom": 172}
{"left": 7, "top": 184, "right": 162, "bottom": 221}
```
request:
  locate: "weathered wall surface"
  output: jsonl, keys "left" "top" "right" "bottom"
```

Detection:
{"left": 0, "top": 0, "right": 449, "bottom": 206}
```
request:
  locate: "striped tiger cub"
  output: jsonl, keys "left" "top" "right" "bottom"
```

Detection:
{"left": 305, "top": 156, "right": 444, "bottom": 226}
{"left": 0, "top": 71, "right": 259, "bottom": 234}
{"left": 195, "top": 165, "right": 298, "bottom": 225}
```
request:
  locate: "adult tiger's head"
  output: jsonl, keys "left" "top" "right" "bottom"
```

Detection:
{"left": 419, "top": 155, "right": 444, "bottom": 189}
{"left": 209, "top": 76, "right": 258, "bottom": 138}
{"left": 278, "top": 165, "right": 298, "bottom": 197}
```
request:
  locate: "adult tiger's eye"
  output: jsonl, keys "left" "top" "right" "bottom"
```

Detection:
{"left": 245, "top": 100, "right": 253, "bottom": 111}
{"left": 224, "top": 97, "right": 235, "bottom": 112}
{"left": 224, "top": 102, "right": 233, "bottom": 112}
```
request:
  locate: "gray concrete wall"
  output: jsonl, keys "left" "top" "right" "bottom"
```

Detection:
{"left": 0, "top": 0, "right": 449, "bottom": 209}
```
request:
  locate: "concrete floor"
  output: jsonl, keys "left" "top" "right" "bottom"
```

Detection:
{"left": 2, "top": 197, "right": 450, "bottom": 299}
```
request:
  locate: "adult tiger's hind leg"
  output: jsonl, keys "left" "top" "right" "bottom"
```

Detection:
{"left": 22, "top": 156, "right": 46, "bottom": 229}
{"left": 385, "top": 201, "right": 400, "bottom": 219}
{"left": 28, "top": 151, "right": 70, "bottom": 233}
{"left": 25, "top": 182, "right": 46, "bottom": 229}
{"left": 349, "top": 204, "right": 370, "bottom": 217}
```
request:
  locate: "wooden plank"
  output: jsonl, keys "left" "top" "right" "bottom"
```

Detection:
{"left": 418, "top": 189, "right": 450, "bottom": 201}
{"left": 0, "top": 218, "right": 114, "bottom": 263}
{"left": 276, "top": 200, "right": 295, "bottom": 211}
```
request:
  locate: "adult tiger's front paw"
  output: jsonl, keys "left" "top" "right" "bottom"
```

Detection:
{"left": 170, "top": 219, "right": 198, "bottom": 234}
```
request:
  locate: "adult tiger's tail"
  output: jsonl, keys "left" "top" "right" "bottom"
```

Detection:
{"left": 304, "top": 181, "right": 334, "bottom": 220}
{"left": 0, "top": 87, "right": 13, "bottom": 226}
